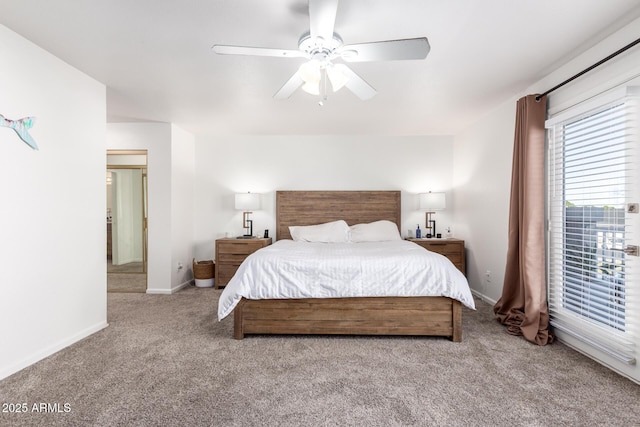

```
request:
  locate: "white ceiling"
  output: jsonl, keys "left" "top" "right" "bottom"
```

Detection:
{"left": 2, "top": 0, "right": 640, "bottom": 137}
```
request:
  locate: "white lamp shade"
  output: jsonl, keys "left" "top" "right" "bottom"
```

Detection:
{"left": 301, "top": 81, "right": 320, "bottom": 95}
{"left": 419, "top": 192, "right": 446, "bottom": 211}
{"left": 235, "top": 193, "right": 261, "bottom": 210}
{"left": 327, "top": 63, "right": 349, "bottom": 92}
{"left": 299, "top": 61, "right": 321, "bottom": 96}
{"left": 298, "top": 60, "right": 321, "bottom": 84}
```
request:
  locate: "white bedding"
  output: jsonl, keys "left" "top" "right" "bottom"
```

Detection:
{"left": 217, "top": 239, "right": 476, "bottom": 320}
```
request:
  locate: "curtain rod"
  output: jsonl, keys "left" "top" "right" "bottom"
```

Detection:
{"left": 535, "top": 37, "right": 640, "bottom": 101}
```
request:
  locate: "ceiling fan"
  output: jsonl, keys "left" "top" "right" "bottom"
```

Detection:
{"left": 212, "top": 0, "right": 430, "bottom": 101}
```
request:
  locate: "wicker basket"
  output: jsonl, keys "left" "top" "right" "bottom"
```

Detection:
{"left": 192, "top": 258, "right": 214, "bottom": 279}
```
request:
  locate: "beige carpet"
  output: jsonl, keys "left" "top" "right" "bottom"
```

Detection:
{"left": 1, "top": 287, "right": 639, "bottom": 426}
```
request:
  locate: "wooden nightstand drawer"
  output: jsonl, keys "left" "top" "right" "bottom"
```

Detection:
{"left": 438, "top": 252, "right": 462, "bottom": 264}
{"left": 218, "top": 253, "right": 252, "bottom": 263}
{"left": 217, "top": 240, "right": 265, "bottom": 255}
{"left": 215, "top": 237, "right": 272, "bottom": 288}
{"left": 407, "top": 238, "right": 466, "bottom": 276}
{"left": 422, "top": 242, "right": 459, "bottom": 254}
{"left": 217, "top": 264, "right": 241, "bottom": 284}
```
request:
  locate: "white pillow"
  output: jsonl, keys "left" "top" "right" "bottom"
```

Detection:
{"left": 289, "top": 220, "right": 350, "bottom": 243}
{"left": 349, "top": 220, "right": 402, "bottom": 242}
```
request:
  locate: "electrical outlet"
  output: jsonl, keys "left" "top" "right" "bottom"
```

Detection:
{"left": 485, "top": 270, "right": 492, "bottom": 284}
{"left": 177, "top": 261, "right": 184, "bottom": 271}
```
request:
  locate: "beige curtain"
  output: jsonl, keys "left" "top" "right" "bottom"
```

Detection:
{"left": 494, "top": 94, "right": 553, "bottom": 345}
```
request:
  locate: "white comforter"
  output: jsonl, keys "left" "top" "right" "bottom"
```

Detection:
{"left": 217, "top": 239, "right": 475, "bottom": 320}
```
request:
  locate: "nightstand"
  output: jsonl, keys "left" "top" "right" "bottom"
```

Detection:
{"left": 215, "top": 237, "right": 272, "bottom": 288}
{"left": 407, "top": 238, "right": 465, "bottom": 276}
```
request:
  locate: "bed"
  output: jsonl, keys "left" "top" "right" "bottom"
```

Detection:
{"left": 218, "top": 191, "right": 474, "bottom": 341}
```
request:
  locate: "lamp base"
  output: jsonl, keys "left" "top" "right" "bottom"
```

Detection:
{"left": 235, "top": 235, "right": 254, "bottom": 239}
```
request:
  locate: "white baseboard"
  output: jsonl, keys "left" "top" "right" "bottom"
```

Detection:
{"left": 172, "top": 280, "right": 192, "bottom": 293}
{"left": 146, "top": 288, "right": 171, "bottom": 294}
{"left": 0, "top": 320, "right": 108, "bottom": 381}
{"left": 470, "top": 289, "right": 497, "bottom": 305}
{"left": 146, "top": 280, "right": 192, "bottom": 295}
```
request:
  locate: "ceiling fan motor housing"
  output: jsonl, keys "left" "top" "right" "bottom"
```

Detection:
{"left": 298, "top": 31, "right": 343, "bottom": 61}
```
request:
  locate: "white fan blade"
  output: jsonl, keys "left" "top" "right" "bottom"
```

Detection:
{"left": 274, "top": 72, "right": 305, "bottom": 99}
{"left": 341, "top": 66, "right": 376, "bottom": 100}
{"left": 309, "top": 0, "right": 339, "bottom": 43}
{"left": 339, "top": 37, "right": 430, "bottom": 62}
{"left": 212, "top": 44, "right": 309, "bottom": 58}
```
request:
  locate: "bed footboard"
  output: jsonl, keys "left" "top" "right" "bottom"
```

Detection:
{"left": 233, "top": 296, "right": 462, "bottom": 341}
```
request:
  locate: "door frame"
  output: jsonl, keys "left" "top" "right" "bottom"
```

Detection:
{"left": 107, "top": 150, "right": 148, "bottom": 289}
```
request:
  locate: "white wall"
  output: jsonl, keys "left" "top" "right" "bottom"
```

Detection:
{"left": 171, "top": 125, "right": 196, "bottom": 288}
{"left": 453, "top": 101, "right": 516, "bottom": 302}
{"left": 193, "top": 135, "right": 455, "bottom": 260}
{"left": 0, "top": 25, "right": 107, "bottom": 380}
{"left": 107, "top": 123, "right": 195, "bottom": 293}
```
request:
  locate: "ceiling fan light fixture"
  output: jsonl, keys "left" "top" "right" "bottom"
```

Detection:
{"left": 298, "top": 60, "right": 321, "bottom": 84}
{"left": 298, "top": 59, "right": 323, "bottom": 96}
{"left": 301, "top": 81, "right": 320, "bottom": 95}
{"left": 327, "top": 63, "right": 349, "bottom": 92}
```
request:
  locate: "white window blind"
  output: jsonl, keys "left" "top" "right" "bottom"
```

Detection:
{"left": 546, "top": 86, "right": 639, "bottom": 364}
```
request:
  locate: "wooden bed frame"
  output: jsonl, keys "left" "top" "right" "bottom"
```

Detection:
{"left": 233, "top": 190, "right": 463, "bottom": 341}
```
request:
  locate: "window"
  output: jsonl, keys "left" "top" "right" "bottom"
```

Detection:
{"left": 546, "top": 87, "right": 638, "bottom": 364}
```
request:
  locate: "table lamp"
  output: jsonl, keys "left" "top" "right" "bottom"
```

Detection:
{"left": 235, "top": 192, "right": 260, "bottom": 238}
{"left": 419, "top": 192, "right": 446, "bottom": 238}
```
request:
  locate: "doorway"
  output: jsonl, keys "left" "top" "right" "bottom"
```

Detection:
{"left": 107, "top": 150, "right": 148, "bottom": 292}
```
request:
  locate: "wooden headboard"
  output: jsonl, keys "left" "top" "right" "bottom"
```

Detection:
{"left": 276, "top": 191, "right": 401, "bottom": 240}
